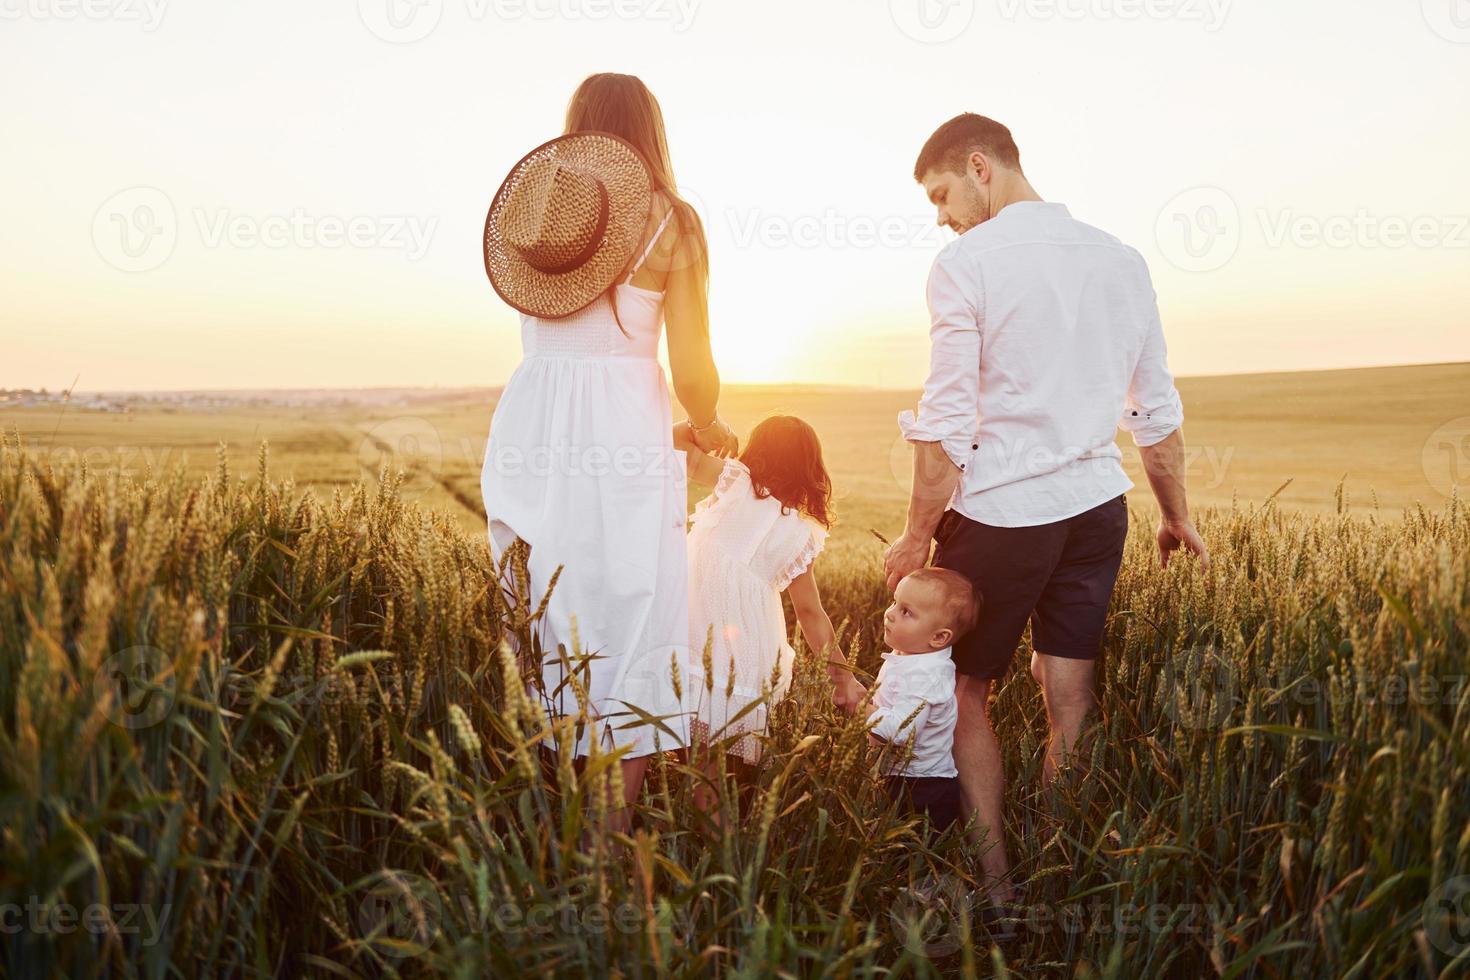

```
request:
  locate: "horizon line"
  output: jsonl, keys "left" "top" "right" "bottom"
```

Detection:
{"left": 6, "top": 358, "right": 1467, "bottom": 397}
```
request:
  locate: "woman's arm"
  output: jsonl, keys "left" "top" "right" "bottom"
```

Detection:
{"left": 787, "top": 567, "right": 867, "bottom": 713}
{"left": 656, "top": 205, "right": 737, "bottom": 457}
{"left": 672, "top": 421, "right": 726, "bottom": 486}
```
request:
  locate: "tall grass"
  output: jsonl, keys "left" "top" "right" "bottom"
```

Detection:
{"left": 1, "top": 431, "right": 1467, "bottom": 978}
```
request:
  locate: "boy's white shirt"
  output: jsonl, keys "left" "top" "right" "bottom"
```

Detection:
{"left": 868, "top": 647, "right": 959, "bottom": 778}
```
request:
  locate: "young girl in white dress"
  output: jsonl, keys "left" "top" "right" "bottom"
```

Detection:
{"left": 673, "top": 415, "right": 868, "bottom": 817}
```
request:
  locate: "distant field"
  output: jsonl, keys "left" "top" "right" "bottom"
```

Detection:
{"left": 5, "top": 362, "right": 1467, "bottom": 567}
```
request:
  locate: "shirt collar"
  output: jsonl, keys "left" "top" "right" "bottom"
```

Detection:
{"left": 881, "top": 646, "right": 954, "bottom": 662}
{"left": 998, "top": 200, "right": 1070, "bottom": 219}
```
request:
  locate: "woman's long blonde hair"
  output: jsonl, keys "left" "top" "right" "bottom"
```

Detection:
{"left": 563, "top": 73, "right": 708, "bottom": 324}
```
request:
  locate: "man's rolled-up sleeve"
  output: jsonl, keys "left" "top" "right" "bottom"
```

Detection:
{"left": 1119, "top": 268, "right": 1184, "bottom": 448}
{"left": 897, "top": 251, "right": 981, "bottom": 470}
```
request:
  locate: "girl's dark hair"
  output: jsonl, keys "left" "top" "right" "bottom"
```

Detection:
{"left": 738, "top": 415, "right": 834, "bottom": 529}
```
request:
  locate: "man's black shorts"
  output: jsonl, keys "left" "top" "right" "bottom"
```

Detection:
{"left": 931, "top": 495, "right": 1129, "bottom": 680}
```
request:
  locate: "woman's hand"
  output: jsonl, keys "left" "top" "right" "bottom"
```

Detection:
{"left": 691, "top": 417, "right": 738, "bottom": 458}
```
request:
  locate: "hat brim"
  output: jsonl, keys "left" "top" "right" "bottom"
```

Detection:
{"left": 484, "top": 132, "right": 654, "bottom": 320}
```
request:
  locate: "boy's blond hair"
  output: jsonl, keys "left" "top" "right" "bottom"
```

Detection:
{"left": 905, "top": 567, "right": 983, "bottom": 639}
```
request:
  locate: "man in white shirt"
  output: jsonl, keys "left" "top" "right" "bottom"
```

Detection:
{"left": 882, "top": 113, "right": 1210, "bottom": 905}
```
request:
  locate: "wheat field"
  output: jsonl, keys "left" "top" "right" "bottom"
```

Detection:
{"left": 2, "top": 364, "right": 1469, "bottom": 977}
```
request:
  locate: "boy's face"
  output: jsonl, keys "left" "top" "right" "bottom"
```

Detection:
{"left": 882, "top": 576, "right": 955, "bottom": 654}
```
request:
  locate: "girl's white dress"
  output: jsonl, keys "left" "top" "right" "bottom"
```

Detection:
{"left": 686, "top": 458, "right": 828, "bottom": 763}
{"left": 480, "top": 213, "right": 691, "bottom": 759}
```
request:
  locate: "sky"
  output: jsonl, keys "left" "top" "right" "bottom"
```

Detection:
{"left": 3, "top": 0, "right": 1468, "bottom": 391}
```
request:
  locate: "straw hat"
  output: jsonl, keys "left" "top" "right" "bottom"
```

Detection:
{"left": 484, "top": 132, "right": 654, "bottom": 319}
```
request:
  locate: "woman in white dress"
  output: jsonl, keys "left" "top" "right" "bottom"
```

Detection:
{"left": 480, "top": 74, "right": 738, "bottom": 832}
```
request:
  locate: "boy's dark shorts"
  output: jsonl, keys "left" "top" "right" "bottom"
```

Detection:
{"left": 932, "top": 495, "right": 1129, "bottom": 681}
{"left": 883, "top": 774, "right": 962, "bottom": 832}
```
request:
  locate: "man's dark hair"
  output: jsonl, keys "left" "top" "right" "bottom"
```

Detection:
{"left": 913, "top": 113, "right": 1023, "bottom": 181}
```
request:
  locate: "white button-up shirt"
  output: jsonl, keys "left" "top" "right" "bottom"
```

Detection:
{"left": 868, "top": 648, "right": 958, "bottom": 778}
{"left": 898, "top": 201, "right": 1184, "bottom": 528}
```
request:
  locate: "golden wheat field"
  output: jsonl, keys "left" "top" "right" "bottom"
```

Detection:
{"left": 1, "top": 363, "right": 1469, "bottom": 977}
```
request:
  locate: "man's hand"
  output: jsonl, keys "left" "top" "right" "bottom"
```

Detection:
{"left": 883, "top": 529, "right": 930, "bottom": 592}
{"left": 1157, "top": 518, "right": 1209, "bottom": 572}
{"left": 830, "top": 672, "right": 868, "bottom": 714}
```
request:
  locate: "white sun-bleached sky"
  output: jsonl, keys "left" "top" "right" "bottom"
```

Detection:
{"left": 2, "top": 0, "right": 1468, "bottom": 391}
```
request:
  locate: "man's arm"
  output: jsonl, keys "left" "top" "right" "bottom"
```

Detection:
{"left": 884, "top": 443, "right": 962, "bottom": 591}
{"left": 1139, "top": 428, "right": 1209, "bottom": 571}
{"left": 884, "top": 252, "right": 980, "bottom": 591}
{"left": 1122, "top": 254, "right": 1208, "bottom": 572}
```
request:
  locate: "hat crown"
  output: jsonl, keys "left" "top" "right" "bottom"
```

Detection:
{"left": 501, "top": 159, "right": 610, "bottom": 275}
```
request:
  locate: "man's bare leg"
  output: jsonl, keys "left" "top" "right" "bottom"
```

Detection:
{"left": 1030, "top": 652, "right": 1095, "bottom": 783}
{"left": 953, "top": 674, "right": 1017, "bottom": 902}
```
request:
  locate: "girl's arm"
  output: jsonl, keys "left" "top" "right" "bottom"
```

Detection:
{"left": 672, "top": 421, "right": 726, "bottom": 486}
{"left": 787, "top": 566, "right": 867, "bottom": 713}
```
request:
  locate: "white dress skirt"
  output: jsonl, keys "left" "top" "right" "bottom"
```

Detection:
{"left": 686, "top": 459, "right": 827, "bottom": 764}
{"left": 480, "top": 220, "right": 692, "bottom": 759}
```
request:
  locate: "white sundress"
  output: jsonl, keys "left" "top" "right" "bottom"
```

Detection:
{"left": 480, "top": 211, "right": 691, "bottom": 759}
{"left": 686, "top": 458, "right": 828, "bottom": 763}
